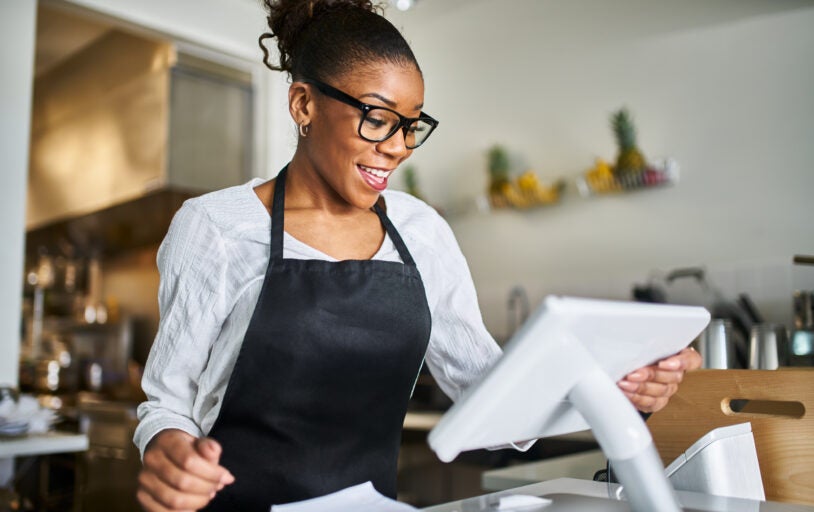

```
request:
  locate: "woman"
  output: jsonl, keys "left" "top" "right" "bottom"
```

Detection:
{"left": 134, "top": 1, "right": 701, "bottom": 510}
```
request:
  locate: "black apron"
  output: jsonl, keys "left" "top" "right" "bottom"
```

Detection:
{"left": 204, "top": 166, "right": 432, "bottom": 511}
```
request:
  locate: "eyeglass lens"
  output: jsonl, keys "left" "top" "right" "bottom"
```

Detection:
{"left": 361, "top": 108, "right": 433, "bottom": 149}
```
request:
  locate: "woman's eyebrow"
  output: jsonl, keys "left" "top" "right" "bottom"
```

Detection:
{"left": 359, "top": 92, "right": 424, "bottom": 111}
{"left": 359, "top": 92, "right": 397, "bottom": 107}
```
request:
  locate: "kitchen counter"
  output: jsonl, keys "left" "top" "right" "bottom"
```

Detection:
{"left": 481, "top": 449, "right": 606, "bottom": 491}
{"left": 421, "top": 477, "right": 814, "bottom": 512}
{"left": 0, "top": 431, "right": 88, "bottom": 458}
{"left": 404, "top": 411, "right": 444, "bottom": 431}
{"left": 0, "top": 430, "right": 88, "bottom": 498}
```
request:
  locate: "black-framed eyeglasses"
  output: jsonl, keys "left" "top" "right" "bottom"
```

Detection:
{"left": 300, "top": 78, "right": 438, "bottom": 149}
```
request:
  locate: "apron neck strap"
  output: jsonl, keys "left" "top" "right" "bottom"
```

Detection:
{"left": 372, "top": 203, "right": 416, "bottom": 266}
{"left": 270, "top": 164, "right": 416, "bottom": 266}
{"left": 270, "top": 165, "right": 288, "bottom": 261}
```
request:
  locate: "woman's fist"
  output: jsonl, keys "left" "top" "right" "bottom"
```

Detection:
{"left": 137, "top": 429, "right": 235, "bottom": 511}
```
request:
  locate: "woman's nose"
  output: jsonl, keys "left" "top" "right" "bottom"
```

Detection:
{"left": 375, "top": 128, "right": 411, "bottom": 159}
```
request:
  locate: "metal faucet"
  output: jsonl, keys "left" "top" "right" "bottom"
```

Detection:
{"left": 507, "top": 285, "right": 530, "bottom": 340}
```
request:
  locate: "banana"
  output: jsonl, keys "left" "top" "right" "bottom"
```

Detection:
{"left": 490, "top": 170, "right": 564, "bottom": 209}
{"left": 585, "top": 158, "right": 619, "bottom": 194}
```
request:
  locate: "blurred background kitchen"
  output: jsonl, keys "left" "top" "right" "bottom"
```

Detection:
{"left": 1, "top": 0, "right": 813, "bottom": 510}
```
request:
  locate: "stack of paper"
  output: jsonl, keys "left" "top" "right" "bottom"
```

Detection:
{"left": 270, "top": 482, "right": 417, "bottom": 512}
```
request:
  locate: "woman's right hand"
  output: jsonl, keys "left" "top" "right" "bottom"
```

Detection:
{"left": 137, "top": 429, "right": 235, "bottom": 511}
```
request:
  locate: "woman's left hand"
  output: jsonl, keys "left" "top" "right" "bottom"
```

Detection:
{"left": 617, "top": 347, "right": 702, "bottom": 413}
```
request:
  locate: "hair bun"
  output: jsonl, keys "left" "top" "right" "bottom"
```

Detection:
{"left": 260, "top": 0, "right": 381, "bottom": 73}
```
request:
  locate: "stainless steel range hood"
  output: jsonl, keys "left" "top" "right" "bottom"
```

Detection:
{"left": 27, "top": 12, "right": 253, "bottom": 258}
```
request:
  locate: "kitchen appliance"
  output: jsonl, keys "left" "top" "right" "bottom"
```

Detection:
{"left": 19, "top": 245, "right": 134, "bottom": 399}
{"left": 429, "top": 296, "right": 710, "bottom": 512}
{"left": 794, "top": 290, "right": 814, "bottom": 329}
{"left": 633, "top": 267, "right": 754, "bottom": 368}
{"left": 791, "top": 255, "right": 814, "bottom": 366}
{"left": 71, "top": 319, "right": 134, "bottom": 397}
{"left": 791, "top": 327, "right": 814, "bottom": 366}
{"left": 26, "top": 13, "right": 254, "bottom": 259}
{"left": 77, "top": 398, "right": 141, "bottom": 512}
{"left": 748, "top": 324, "right": 789, "bottom": 370}
{"left": 696, "top": 319, "right": 737, "bottom": 369}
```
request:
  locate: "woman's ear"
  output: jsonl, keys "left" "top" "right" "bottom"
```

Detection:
{"left": 288, "top": 82, "right": 314, "bottom": 127}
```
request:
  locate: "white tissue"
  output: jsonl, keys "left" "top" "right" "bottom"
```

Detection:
{"left": 497, "top": 494, "right": 552, "bottom": 510}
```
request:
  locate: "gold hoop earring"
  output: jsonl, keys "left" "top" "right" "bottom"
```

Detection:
{"left": 299, "top": 122, "right": 310, "bottom": 137}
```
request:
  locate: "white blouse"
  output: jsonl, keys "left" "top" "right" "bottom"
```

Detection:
{"left": 133, "top": 178, "right": 505, "bottom": 456}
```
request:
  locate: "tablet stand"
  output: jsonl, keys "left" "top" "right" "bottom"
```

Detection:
{"left": 569, "top": 366, "right": 680, "bottom": 512}
{"left": 428, "top": 296, "right": 710, "bottom": 512}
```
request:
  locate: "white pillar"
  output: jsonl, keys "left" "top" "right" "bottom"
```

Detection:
{"left": 0, "top": 1, "right": 37, "bottom": 388}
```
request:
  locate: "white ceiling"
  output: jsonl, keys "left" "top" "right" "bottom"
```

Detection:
{"left": 32, "top": 0, "right": 475, "bottom": 77}
{"left": 385, "top": 0, "right": 476, "bottom": 25}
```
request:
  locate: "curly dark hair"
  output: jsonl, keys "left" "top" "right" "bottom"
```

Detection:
{"left": 258, "top": 0, "right": 420, "bottom": 82}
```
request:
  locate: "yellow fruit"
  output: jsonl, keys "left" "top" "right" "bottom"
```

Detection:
{"left": 491, "top": 171, "right": 564, "bottom": 208}
{"left": 517, "top": 170, "right": 539, "bottom": 192}
{"left": 489, "top": 188, "right": 508, "bottom": 208}
{"left": 585, "top": 158, "right": 618, "bottom": 194}
{"left": 539, "top": 179, "right": 566, "bottom": 204}
{"left": 595, "top": 158, "right": 612, "bottom": 177}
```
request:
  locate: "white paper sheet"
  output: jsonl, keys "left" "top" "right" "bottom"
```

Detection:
{"left": 269, "top": 481, "right": 417, "bottom": 512}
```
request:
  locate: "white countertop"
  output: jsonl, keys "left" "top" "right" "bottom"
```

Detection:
{"left": 403, "top": 411, "right": 598, "bottom": 448}
{"left": 421, "top": 477, "right": 814, "bottom": 512}
{"left": 482, "top": 449, "right": 606, "bottom": 491}
{"left": 0, "top": 431, "right": 88, "bottom": 458}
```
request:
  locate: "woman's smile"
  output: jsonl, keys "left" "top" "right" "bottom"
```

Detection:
{"left": 296, "top": 61, "right": 425, "bottom": 209}
{"left": 357, "top": 164, "right": 394, "bottom": 191}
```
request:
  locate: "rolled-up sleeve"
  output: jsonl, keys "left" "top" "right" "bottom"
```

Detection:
{"left": 422, "top": 216, "right": 502, "bottom": 402}
{"left": 421, "top": 214, "right": 535, "bottom": 453}
{"left": 133, "top": 202, "right": 229, "bottom": 457}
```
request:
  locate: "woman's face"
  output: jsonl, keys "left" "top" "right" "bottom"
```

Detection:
{"left": 301, "top": 61, "right": 425, "bottom": 210}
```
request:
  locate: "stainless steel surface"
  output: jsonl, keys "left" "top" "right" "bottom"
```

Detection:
{"left": 167, "top": 59, "right": 253, "bottom": 194}
{"left": 27, "top": 30, "right": 174, "bottom": 230}
{"left": 790, "top": 259, "right": 814, "bottom": 366}
{"left": 27, "top": 15, "right": 253, "bottom": 255}
{"left": 794, "top": 291, "right": 814, "bottom": 330}
{"left": 697, "top": 319, "right": 736, "bottom": 369}
{"left": 78, "top": 399, "right": 141, "bottom": 512}
{"left": 71, "top": 319, "right": 134, "bottom": 395}
{"left": 637, "top": 267, "right": 753, "bottom": 368}
{"left": 749, "top": 324, "right": 789, "bottom": 369}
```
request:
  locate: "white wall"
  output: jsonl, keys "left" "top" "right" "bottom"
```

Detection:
{"left": 0, "top": 2, "right": 37, "bottom": 386}
{"left": 389, "top": 0, "right": 814, "bottom": 338}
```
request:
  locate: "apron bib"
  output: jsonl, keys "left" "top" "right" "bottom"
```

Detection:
{"left": 204, "top": 166, "right": 432, "bottom": 510}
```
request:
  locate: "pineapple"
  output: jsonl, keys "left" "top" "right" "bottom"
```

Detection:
{"left": 611, "top": 108, "right": 647, "bottom": 183}
{"left": 487, "top": 145, "right": 511, "bottom": 207}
